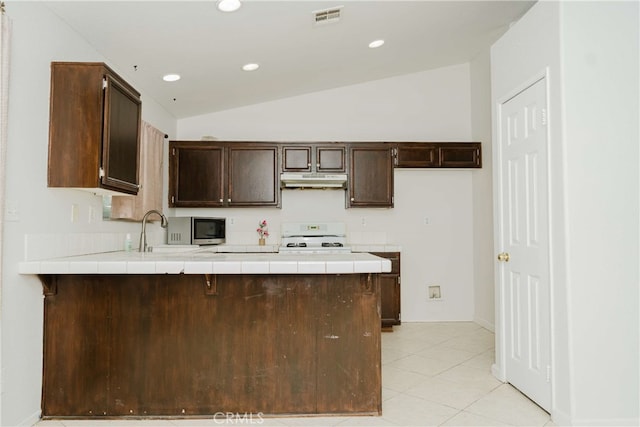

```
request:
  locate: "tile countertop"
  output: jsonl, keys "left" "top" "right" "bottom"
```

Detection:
{"left": 18, "top": 250, "right": 392, "bottom": 275}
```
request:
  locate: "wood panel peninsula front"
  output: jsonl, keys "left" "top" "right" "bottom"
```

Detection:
{"left": 21, "top": 252, "right": 389, "bottom": 419}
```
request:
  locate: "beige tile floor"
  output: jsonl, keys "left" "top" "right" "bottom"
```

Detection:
{"left": 36, "top": 322, "right": 554, "bottom": 427}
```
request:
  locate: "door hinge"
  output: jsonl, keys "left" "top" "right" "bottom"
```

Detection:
{"left": 546, "top": 365, "right": 551, "bottom": 382}
{"left": 541, "top": 108, "right": 548, "bottom": 126}
{"left": 172, "top": 147, "right": 176, "bottom": 156}
{"left": 102, "top": 77, "right": 108, "bottom": 90}
{"left": 171, "top": 195, "right": 175, "bottom": 204}
{"left": 99, "top": 167, "right": 105, "bottom": 178}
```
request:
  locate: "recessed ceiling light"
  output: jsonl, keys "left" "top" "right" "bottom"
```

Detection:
{"left": 162, "top": 74, "right": 181, "bottom": 82}
{"left": 217, "top": 0, "right": 241, "bottom": 12}
{"left": 368, "top": 39, "right": 385, "bottom": 49}
{"left": 242, "top": 63, "right": 259, "bottom": 71}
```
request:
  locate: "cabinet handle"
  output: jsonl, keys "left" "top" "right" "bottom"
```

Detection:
{"left": 228, "top": 198, "right": 231, "bottom": 203}
{"left": 351, "top": 197, "right": 355, "bottom": 201}
{"left": 219, "top": 199, "right": 223, "bottom": 203}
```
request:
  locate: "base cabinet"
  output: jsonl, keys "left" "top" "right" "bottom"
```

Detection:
{"left": 371, "top": 252, "right": 401, "bottom": 328}
{"left": 41, "top": 274, "right": 381, "bottom": 417}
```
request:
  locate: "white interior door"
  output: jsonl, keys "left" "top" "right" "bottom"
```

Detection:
{"left": 497, "top": 77, "right": 551, "bottom": 411}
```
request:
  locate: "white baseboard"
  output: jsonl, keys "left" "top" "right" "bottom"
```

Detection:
{"left": 16, "top": 409, "right": 40, "bottom": 427}
{"left": 473, "top": 316, "right": 495, "bottom": 332}
{"left": 491, "top": 362, "right": 506, "bottom": 382}
{"left": 568, "top": 416, "right": 640, "bottom": 426}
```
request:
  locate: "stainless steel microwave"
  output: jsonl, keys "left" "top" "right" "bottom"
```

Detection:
{"left": 167, "top": 217, "right": 226, "bottom": 245}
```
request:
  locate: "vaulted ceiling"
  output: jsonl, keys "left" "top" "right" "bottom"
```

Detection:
{"left": 45, "top": 1, "right": 535, "bottom": 118}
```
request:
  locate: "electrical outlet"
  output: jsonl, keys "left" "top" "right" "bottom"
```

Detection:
{"left": 88, "top": 206, "right": 97, "bottom": 223}
{"left": 71, "top": 204, "right": 79, "bottom": 223}
{"left": 361, "top": 217, "right": 366, "bottom": 227}
{"left": 428, "top": 285, "right": 441, "bottom": 300}
{"left": 5, "top": 200, "right": 19, "bottom": 222}
{"left": 424, "top": 217, "right": 430, "bottom": 225}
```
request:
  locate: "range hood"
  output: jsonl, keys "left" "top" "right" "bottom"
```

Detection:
{"left": 280, "top": 172, "right": 347, "bottom": 189}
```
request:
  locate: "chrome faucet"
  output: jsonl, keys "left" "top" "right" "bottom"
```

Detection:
{"left": 139, "top": 209, "right": 169, "bottom": 252}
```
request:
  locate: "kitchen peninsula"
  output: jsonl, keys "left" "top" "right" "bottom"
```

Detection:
{"left": 20, "top": 251, "right": 390, "bottom": 419}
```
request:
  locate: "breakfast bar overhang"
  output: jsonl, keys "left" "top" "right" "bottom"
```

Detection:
{"left": 22, "top": 252, "right": 390, "bottom": 419}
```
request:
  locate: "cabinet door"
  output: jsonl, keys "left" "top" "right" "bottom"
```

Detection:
{"left": 228, "top": 145, "right": 280, "bottom": 207}
{"left": 371, "top": 252, "right": 401, "bottom": 327}
{"left": 48, "top": 62, "right": 141, "bottom": 195}
{"left": 282, "top": 146, "right": 312, "bottom": 172}
{"left": 101, "top": 74, "right": 141, "bottom": 194}
{"left": 396, "top": 143, "right": 438, "bottom": 168}
{"left": 169, "top": 143, "right": 224, "bottom": 207}
{"left": 439, "top": 143, "right": 482, "bottom": 168}
{"left": 316, "top": 145, "right": 346, "bottom": 172}
{"left": 348, "top": 145, "right": 394, "bottom": 207}
{"left": 379, "top": 274, "right": 401, "bottom": 327}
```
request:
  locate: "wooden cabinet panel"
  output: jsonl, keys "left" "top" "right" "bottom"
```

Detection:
{"left": 48, "top": 62, "right": 141, "bottom": 195}
{"left": 282, "top": 144, "right": 346, "bottom": 173}
{"left": 169, "top": 142, "right": 224, "bottom": 207}
{"left": 371, "top": 252, "right": 401, "bottom": 328}
{"left": 282, "top": 146, "right": 312, "bottom": 171}
{"left": 316, "top": 145, "right": 346, "bottom": 172}
{"left": 169, "top": 141, "right": 279, "bottom": 207}
{"left": 228, "top": 145, "right": 279, "bottom": 206}
{"left": 395, "top": 142, "right": 482, "bottom": 168}
{"left": 396, "top": 143, "right": 438, "bottom": 168}
{"left": 439, "top": 143, "right": 482, "bottom": 168}
{"left": 42, "top": 276, "right": 111, "bottom": 416}
{"left": 316, "top": 275, "right": 381, "bottom": 414}
{"left": 348, "top": 144, "right": 394, "bottom": 208}
{"left": 41, "top": 274, "right": 380, "bottom": 417}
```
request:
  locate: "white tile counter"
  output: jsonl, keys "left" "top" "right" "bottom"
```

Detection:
{"left": 19, "top": 250, "right": 391, "bottom": 275}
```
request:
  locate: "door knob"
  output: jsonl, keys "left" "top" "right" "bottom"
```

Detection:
{"left": 497, "top": 252, "right": 510, "bottom": 262}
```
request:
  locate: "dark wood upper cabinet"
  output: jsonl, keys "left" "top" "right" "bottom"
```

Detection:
{"left": 396, "top": 142, "right": 481, "bottom": 168}
{"left": 348, "top": 144, "right": 394, "bottom": 208}
{"left": 316, "top": 145, "right": 346, "bottom": 172}
{"left": 48, "top": 62, "right": 141, "bottom": 195}
{"left": 439, "top": 143, "right": 482, "bottom": 168}
{"left": 282, "top": 144, "right": 346, "bottom": 173}
{"left": 228, "top": 145, "right": 279, "bottom": 206}
{"left": 396, "top": 143, "right": 439, "bottom": 168}
{"left": 282, "top": 146, "right": 312, "bottom": 172}
{"left": 169, "top": 141, "right": 280, "bottom": 208}
{"left": 169, "top": 142, "right": 225, "bottom": 207}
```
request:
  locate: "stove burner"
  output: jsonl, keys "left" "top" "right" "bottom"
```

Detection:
{"left": 286, "top": 242, "right": 307, "bottom": 248}
{"left": 321, "top": 242, "right": 344, "bottom": 247}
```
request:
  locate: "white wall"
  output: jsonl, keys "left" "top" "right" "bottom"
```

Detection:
{"left": 491, "top": 1, "right": 639, "bottom": 425}
{"left": 1, "top": 3, "right": 177, "bottom": 426}
{"left": 177, "top": 64, "right": 480, "bottom": 323}
{"left": 560, "top": 1, "right": 639, "bottom": 425}
{"left": 469, "top": 47, "right": 495, "bottom": 331}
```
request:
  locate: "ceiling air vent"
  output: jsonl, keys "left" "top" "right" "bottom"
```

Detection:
{"left": 313, "top": 6, "right": 343, "bottom": 26}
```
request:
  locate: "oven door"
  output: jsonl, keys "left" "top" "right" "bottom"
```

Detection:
{"left": 192, "top": 217, "right": 226, "bottom": 245}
